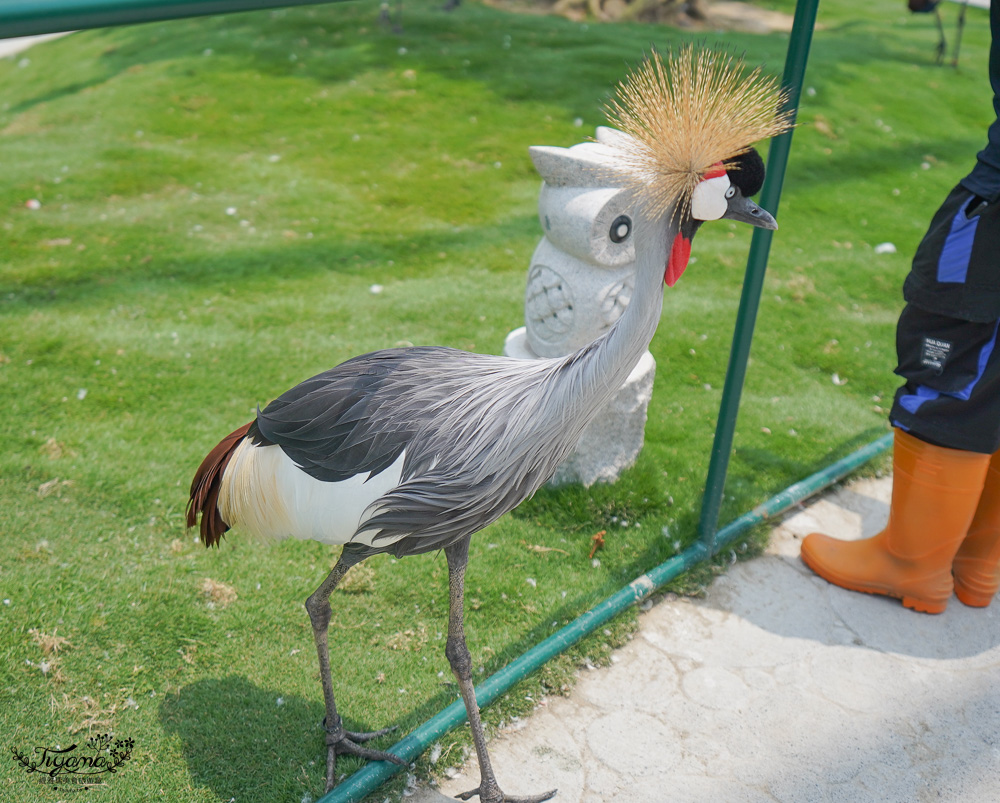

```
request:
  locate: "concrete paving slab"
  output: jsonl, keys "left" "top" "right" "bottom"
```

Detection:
{"left": 410, "top": 476, "right": 1000, "bottom": 803}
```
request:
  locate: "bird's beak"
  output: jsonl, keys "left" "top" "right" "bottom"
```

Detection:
{"left": 722, "top": 193, "right": 778, "bottom": 231}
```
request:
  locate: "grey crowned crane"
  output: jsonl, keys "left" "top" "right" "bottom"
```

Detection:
{"left": 187, "top": 47, "right": 790, "bottom": 803}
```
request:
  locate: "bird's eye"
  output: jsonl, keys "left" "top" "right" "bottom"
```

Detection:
{"left": 609, "top": 215, "right": 631, "bottom": 243}
{"left": 725, "top": 186, "right": 737, "bottom": 199}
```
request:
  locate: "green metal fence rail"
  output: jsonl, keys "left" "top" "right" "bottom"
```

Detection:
{"left": 0, "top": 0, "right": 348, "bottom": 38}
{"left": 0, "top": 2, "right": 882, "bottom": 802}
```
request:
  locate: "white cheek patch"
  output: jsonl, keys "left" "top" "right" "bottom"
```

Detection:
{"left": 691, "top": 174, "right": 731, "bottom": 221}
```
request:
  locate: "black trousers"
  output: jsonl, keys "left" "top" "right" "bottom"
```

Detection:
{"left": 890, "top": 185, "right": 1000, "bottom": 453}
{"left": 890, "top": 304, "right": 1000, "bottom": 453}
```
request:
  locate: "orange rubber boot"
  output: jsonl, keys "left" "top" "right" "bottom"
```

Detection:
{"left": 953, "top": 451, "right": 1000, "bottom": 607}
{"left": 800, "top": 429, "right": 990, "bottom": 614}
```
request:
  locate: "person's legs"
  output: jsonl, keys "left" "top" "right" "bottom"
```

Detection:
{"left": 801, "top": 299, "right": 1000, "bottom": 612}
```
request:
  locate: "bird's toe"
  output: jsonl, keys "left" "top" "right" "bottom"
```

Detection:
{"left": 337, "top": 736, "right": 405, "bottom": 765}
{"left": 344, "top": 724, "right": 398, "bottom": 743}
{"left": 507, "top": 790, "right": 558, "bottom": 803}
{"left": 455, "top": 786, "right": 558, "bottom": 803}
{"left": 323, "top": 715, "right": 404, "bottom": 765}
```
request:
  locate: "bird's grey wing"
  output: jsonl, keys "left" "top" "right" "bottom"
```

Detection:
{"left": 249, "top": 347, "right": 444, "bottom": 483}
{"left": 249, "top": 345, "right": 565, "bottom": 559}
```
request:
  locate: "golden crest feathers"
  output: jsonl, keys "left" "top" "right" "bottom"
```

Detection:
{"left": 604, "top": 46, "right": 792, "bottom": 220}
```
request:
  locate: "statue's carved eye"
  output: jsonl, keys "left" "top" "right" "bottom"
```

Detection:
{"left": 609, "top": 215, "right": 632, "bottom": 243}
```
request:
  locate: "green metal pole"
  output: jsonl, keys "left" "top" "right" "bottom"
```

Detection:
{"left": 321, "top": 431, "right": 891, "bottom": 803}
{"left": 0, "top": 0, "right": 351, "bottom": 38}
{"left": 697, "top": 0, "right": 821, "bottom": 554}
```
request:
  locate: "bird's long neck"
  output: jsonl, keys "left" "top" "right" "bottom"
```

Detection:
{"left": 557, "top": 201, "right": 674, "bottom": 413}
{"left": 603, "top": 209, "right": 671, "bottom": 374}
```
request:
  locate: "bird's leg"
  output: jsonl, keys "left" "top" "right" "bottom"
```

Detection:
{"left": 306, "top": 551, "right": 404, "bottom": 793}
{"left": 934, "top": 8, "right": 947, "bottom": 65}
{"left": 444, "top": 540, "right": 557, "bottom": 803}
{"left": 951, "top": 2, "right": 967, "bottom": 68}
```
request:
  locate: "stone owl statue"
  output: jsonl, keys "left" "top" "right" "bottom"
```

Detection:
{"left": 523, "top": 126, "right": 639, "bottom": 357}
{"left": 504, "top": 127, "right": 656, "bottom": 486}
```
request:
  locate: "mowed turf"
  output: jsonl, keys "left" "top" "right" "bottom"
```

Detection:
{"left": 1, "top": 0, "right": 994, "bottom": 799}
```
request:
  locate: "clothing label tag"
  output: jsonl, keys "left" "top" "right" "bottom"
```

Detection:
{"left": 920, "top": 336, "right": 952, "bottom": 370}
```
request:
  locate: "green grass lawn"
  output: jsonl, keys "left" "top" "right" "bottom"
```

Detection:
{"left": 1, "top": 0, "right": 994, "bottom": 800}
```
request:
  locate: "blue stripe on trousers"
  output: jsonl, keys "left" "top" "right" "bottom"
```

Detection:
{"left": 895, "top": 319, "right": 1000, "bottom": 418}
{"left": 936, "top": 198, "right": 980, "bottom": 284}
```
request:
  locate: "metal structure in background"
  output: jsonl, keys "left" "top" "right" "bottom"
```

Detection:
{"left": 0, "top": 1, "right": 891, "bottom": 800}
{"left": 0, "top": 0, "right": 345, "bottom": 38}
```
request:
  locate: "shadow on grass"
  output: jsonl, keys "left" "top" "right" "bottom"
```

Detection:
{"left": 784, "top": 136, "right": 985, "bottom": 193}
{"left": 160, "top": 676, "right": 328, "bottom": 799}
{"left": 733, "top": 425, "right": 890, "bottom": 486}
{"left": 159, "top": 673, "right": 461, "bottom": 799}
{"left": 1, "top": 212, "right": 538, "bottom": 306}
{"left": 6, "top": 0, "right": 923, "bottom": 126}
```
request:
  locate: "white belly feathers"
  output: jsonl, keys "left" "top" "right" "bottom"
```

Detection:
{"left": 218, "top": 439, "right": 408, "bottom": 548}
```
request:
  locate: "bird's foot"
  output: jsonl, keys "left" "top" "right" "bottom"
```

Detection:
{"left": 323, "top": 715, "right": 404, "bottom": 763}
{"left": 321, "top": 715, "right": 404, "bottom": 793}
{"left": 454, "top": 786, "right": 557, "bottom": 803}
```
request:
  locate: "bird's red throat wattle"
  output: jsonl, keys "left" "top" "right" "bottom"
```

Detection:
{"left": 665, "top": 163, "right": 727, "bottom": 287}
{"left": 665, "top": 232, "right": 691, "bottom": 287}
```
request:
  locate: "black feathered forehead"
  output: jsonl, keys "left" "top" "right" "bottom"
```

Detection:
{"left": 727, "top": 148, "right": 766, "bottom": 197}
